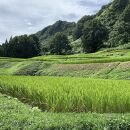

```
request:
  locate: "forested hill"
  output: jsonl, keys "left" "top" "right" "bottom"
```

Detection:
{"left": 36, "top": 0, "right": 130, "bottom": 49}
{"left": 96, "top": 0, "right": 130, "bottom": 47}
{"left": 36, "top": 20, "right": 76, "bottom": 47}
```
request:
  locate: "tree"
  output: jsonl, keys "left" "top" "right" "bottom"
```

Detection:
{"left": 108, "top": 21, "right": 130, "bottom": 47}
{"left": 2, "top": 39, "right": 9, "bottom": 56}
{"left": 112, "top": 0, "right": 128, "bottom": 12}
{"left": 120, "top": 1, "right": 130, "bottom": 22}
{"left": 50, "top": 33, "right": 72, "bottom": 55}
{"left": 3, "top": 35, "right": 41, "bottom": 58}
{"left": 29, "top": 34, "right": 41, "bottom": 56}
{"left": 73, "top": 15, "right": 95, "bottom": 40}
{"left": 0, "top": 45, "right": 4, "bottom": 56}
{"left": 82, "top": 20, "right": 107, "bottom": 53}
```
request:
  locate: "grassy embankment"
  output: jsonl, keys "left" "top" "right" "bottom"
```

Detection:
{"left": 1, "top": 49, "right": 130, "bottom": 79}
{"left": 1, "top": 94, "right": 130, "bottom": 130}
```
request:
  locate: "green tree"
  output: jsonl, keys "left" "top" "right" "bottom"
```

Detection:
{"left": 0, "top": 45, "right": 4, "bottom": 56}
{"left": 3, "top": 35, "right": 41, "bottom": 58}
{"left": 112, "top": 0, "right": 129, "bottom": 12}
{"left": 50, "top": 33, "right": 72, "bottom": 55}
{"left": 108, "top": 21, "right": 130, "bottom": 47}
{"left": 82, "top": 20, "right": 107, "bottom": 53}
{"left": 73, "top": 15, "right": 95, "bottom": 40}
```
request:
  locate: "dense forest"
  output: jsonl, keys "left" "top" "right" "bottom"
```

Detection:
{"left": 0, "top": 0, "right": 130, "bottom": 58}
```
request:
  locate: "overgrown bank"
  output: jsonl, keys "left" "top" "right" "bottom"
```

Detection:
{"left": 1, "top": 94, "right": 130, "bottom": 130}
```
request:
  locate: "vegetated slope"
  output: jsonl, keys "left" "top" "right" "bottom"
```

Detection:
{"left": 73, "top": 0, "right": 130, "bottom": 47}
{"left": 36, "top": 20, "right": 76, "bottom": 49}
{"left": 1, "top": 76, "right": 130, "bottom": 113}
{"left": 96, "top": 0, "right": 130, "bottom": 47}
{"left": 96, "top": 0, "right": 129, "bottom": 29}
{"left": 3, "top": 60, "right": 130, "bottom": 79}
{"left": 1, "top": 49, "right": 130, "bottom": 79}
{"left": 1, "top": 94, "right": 130, "bottom": 130}
{"left": 36, "top": 0, "right": 130, "bottom": 53}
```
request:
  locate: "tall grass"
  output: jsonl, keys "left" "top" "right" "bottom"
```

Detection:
{"left": 0, "top": 76, "right": 130, "bottom": 113}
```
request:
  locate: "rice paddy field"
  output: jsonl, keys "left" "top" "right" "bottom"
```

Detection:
{"left": 1, "top": 49, "right": 130, "bottom": 129}
{"left": 1, "top": 49, "right": 130, "bottom": 79}
{"left": 1, "top": 49, "right": 130, "bottom": 64}
{"left": 31, "top": 49, "right": 130, "bottom": 64}
{"left": 0, "top": 76, "right": 130, "bottom": 113}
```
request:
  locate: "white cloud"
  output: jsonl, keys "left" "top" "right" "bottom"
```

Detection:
{"left": 0, "top": 0, "right": 111, "bottom": 43}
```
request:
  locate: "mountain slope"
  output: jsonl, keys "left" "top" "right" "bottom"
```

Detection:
{"left": 35, "top": 0, "right": 130, "bottom": 53}
{"left": 97, "top": 0, "right": 130, "bottom": 46}
{"left": 36, "top": 20, "right": 76, "bottom": 48}
{"left": 74, "top": 0, "right": 130, "bottom": 47}
{"left": 96, "top": 0, "right": 129, "bottom": 28}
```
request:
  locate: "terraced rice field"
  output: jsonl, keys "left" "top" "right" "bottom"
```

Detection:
{"left": 0, "top": 76, "right": 130, "bottom": 113}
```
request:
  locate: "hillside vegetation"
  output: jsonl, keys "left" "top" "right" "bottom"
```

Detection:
{"left": 74, "top": 0, "right": 130, "bottom": 47}
{"left": 35, "top": 0, "right": 130, "bottom": 54}
{"left": 36, "top": 20, "right": 76, "bottom": 48}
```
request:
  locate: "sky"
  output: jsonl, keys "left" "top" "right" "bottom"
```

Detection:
{"left": 0, "top": 0, "right": 111, "bottom": 43}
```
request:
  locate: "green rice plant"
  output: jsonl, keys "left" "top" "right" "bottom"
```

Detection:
{"left": 30, "top": 49, "right": 130, "bottom": 64}
{"left": 1, "top": 49, "right": 130, "bottom": 65}
{"left": 0, "top": 76, "right": 130, "bottom": 113}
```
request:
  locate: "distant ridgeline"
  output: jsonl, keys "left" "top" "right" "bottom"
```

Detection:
{"left": 0, "top": 0, "right": 130, "bottom": 58}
